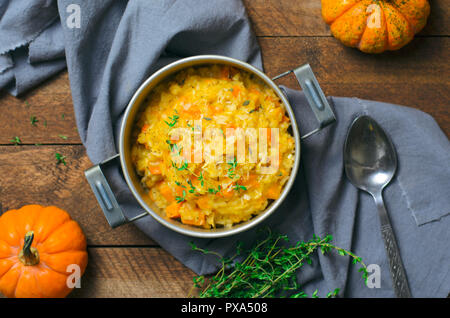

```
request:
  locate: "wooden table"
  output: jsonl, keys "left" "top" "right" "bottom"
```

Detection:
{"left": 0, "top": 0, "right": 448, "bottom": 298}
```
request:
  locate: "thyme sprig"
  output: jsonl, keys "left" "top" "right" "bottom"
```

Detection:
{"left": 187, "top": 179, "right": 196, "bottom": 194}
{"left": 233, "top": 182, "right": 247, "bottom": 192}
{"left": 176, "top": 189, "right": 187, "bottom": 203}
{"left": 30, "top": 115, "right": 38, "bottom": 126}
{"left": 164, "top": 110, "right": 179, "bottom": 127}
{"left": 189, "top": 228, "right": 368, "bottom": 298}
{"left": 55, "top": 152, "right": 67, "bottom": 166}
{"left": 207, "top": 185, "right": 222, "bottom": 194}
{"left": 166, "top": 139, "right": 175, "bottom": 152}
{"left": 198, "top": 172, "right": 205, "bottom": 187}
{"left": 172, "top": 160, "right": 188, "bottom": 171}
{"left": 10, "top": 136, "right": 21, "bottom": 145}
{"left": 227, "top": 157, "right": 238, "bottom": 179}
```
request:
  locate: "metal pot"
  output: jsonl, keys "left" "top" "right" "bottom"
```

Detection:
{"left": 85, "top": 55, "right": 335, "bottom": 238}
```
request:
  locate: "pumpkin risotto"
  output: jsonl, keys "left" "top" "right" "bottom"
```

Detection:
{"left": 131, "top": 65, "right": 295, "bottom": 229}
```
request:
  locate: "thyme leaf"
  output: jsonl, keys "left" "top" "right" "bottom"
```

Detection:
{"left": 30, "top": 115, "right": 38, "bottom": 126}
{"left": 208, "top": 185, "right": 222, "bottom": 194}
{"left": 164, "top": 112, "right": 180, "bottom": 127}
{"left": 55, "top": 152, "right": 67, "bottom": 166}
{"left": 176, "top": 189, "right": 186, "bottom": 203}
{"left": 187, "top": 179, "right": 196, "bottom": 194}
{"left": 174, "top": 160, "right": 188, "bottom": 171}
{"left": 233, "top": 183, "right": 247, "bottom": 192}
{"left": 227, "top": 156, "right": 238, "bottom": 179}
{"left": 166, "top": 139, "right": 175, "bottom": 152}
{"left": 10, "top": 136, "right": 21, "bottom": 145}
{"left": 198, "top": 172, "right": 205, "bottom": 187}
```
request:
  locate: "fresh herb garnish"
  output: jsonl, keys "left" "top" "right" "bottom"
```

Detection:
{"left": 233, "top": 182, "right": 247, "bottom": 192}
{"left": 166, "top": 139, "right": 175, "bottom": 152}
{"left": 164, "top": 112, "right": 180, "bottom": 127}
{"left": 208, "top": 185, "right": 222, "bottom": 194}
{"left": 30, "top": 115, "right": 38, "bottom": 126}
{"left": 58, "top": 134, "right": 68, "bottom": 140}
{"left": 203, "top": 117, "right": 212, "bottom": 121}
{"left": 227, "top": 157, "right": 238, "bottom": 179}
{"left": 187, "top": 179, "right": 196, "bottom": 194}
{"left": 198, "top": 172, "right": 204, "bottom": 187}
{"left": 189, "top": 228, "right": 368, "bottom": 298}
{"left": 187, "top": 121, "right": 194, "bottom": 131}
{"left": 177, "top": 161, "right": 188, "bottom": 171}
{"left": 176, "top": 189, "right": 187, "bottom": 203}
{"left": 175, "top": 181, "right": 185, "bottom": 188}
{"left": 172, "top": 160, "right": 188, "bottom": 171}
{"left": 243, "top": 100, "right": 250, "bottom": 106}
{"left": 10, "top": 136, "right": 22, "bottom": 145}
{"left": 55, "top": 152, "right": 67, "bottom": 166}
{"left": 167, "top": 140, "right": 182, "bottom": 156}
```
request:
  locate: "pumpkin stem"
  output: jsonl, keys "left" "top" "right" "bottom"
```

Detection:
{"left": 18, "top": 231, "right": 40, "bottom": 266}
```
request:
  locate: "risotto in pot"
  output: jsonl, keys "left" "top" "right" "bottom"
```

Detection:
{"left": 131, "top": 65, "right": 295, "bottom": 229}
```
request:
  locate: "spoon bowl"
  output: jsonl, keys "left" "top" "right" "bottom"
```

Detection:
{"left": 344, "top": 116, "right": 397, "bottom": 194}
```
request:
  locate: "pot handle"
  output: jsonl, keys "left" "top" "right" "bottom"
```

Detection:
{"left": 84, "top": 154, "right": 149, "bottom": 228}
{"left": 272, "top": 64, "right": 336, "bottom": 139}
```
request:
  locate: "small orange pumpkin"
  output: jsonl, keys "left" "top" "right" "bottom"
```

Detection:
{"left": 0, "top": 205, "right": 88, "bottom": 298}
{"left": 321, "top": 0, "right": 430, "bottom": 53}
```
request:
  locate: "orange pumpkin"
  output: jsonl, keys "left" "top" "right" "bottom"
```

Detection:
{"left": 321, "top": 0, "right": 430, "bottom": 53}
{"left": 0, "top": 205, "right": 88, "bottom": 298}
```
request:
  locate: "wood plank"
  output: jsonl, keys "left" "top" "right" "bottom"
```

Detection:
{"left": 244, "top": 0, "right": 328, "bottom": 36}
{"left": 0, "top": 72, "right": 81, "bottom": 145}
{"left": 69, "top": 247, "right": 195, "bottom": 298}
{"left": 423, "top": 0, "right": 450, "bottom": 36}
{"left": 261, "top": 37, "right": 449, "bottom": 84}
{"left": 0, "top": 247, "right": 195, "bottom": 298}
{"left": 0, "top": 145, "right": 153, "bottom": 246}
{"left": 260, "top": 37, "right": 450, "bottom": 136}
{"left": 244, "top": 0, "right": 449, "bottom": 36}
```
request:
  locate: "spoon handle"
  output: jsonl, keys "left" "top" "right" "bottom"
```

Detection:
{"left": 374, "top": 192, "right": 412, "bottom": 298}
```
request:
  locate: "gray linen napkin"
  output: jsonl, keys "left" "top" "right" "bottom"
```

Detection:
{"left": 0, "top": 0, "right": 65, "bottom": 95}
{"left": 1, "top": 0, "right": 449, "bottom": 297}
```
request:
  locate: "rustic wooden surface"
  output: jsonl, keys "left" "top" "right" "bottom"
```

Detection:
{"left": 0, "top": 0, "right": 448, "bottom": 298}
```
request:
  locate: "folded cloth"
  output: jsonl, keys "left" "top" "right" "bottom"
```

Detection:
{"left": 1, "top": 0, "right": 449, "bottom": 298}
{"left": 0, "top": 0, "right": 66, "bottom": 96}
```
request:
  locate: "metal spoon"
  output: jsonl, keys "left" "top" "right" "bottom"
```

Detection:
{"left": 344, "top": 115, "right": 411, "bottom": 298}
